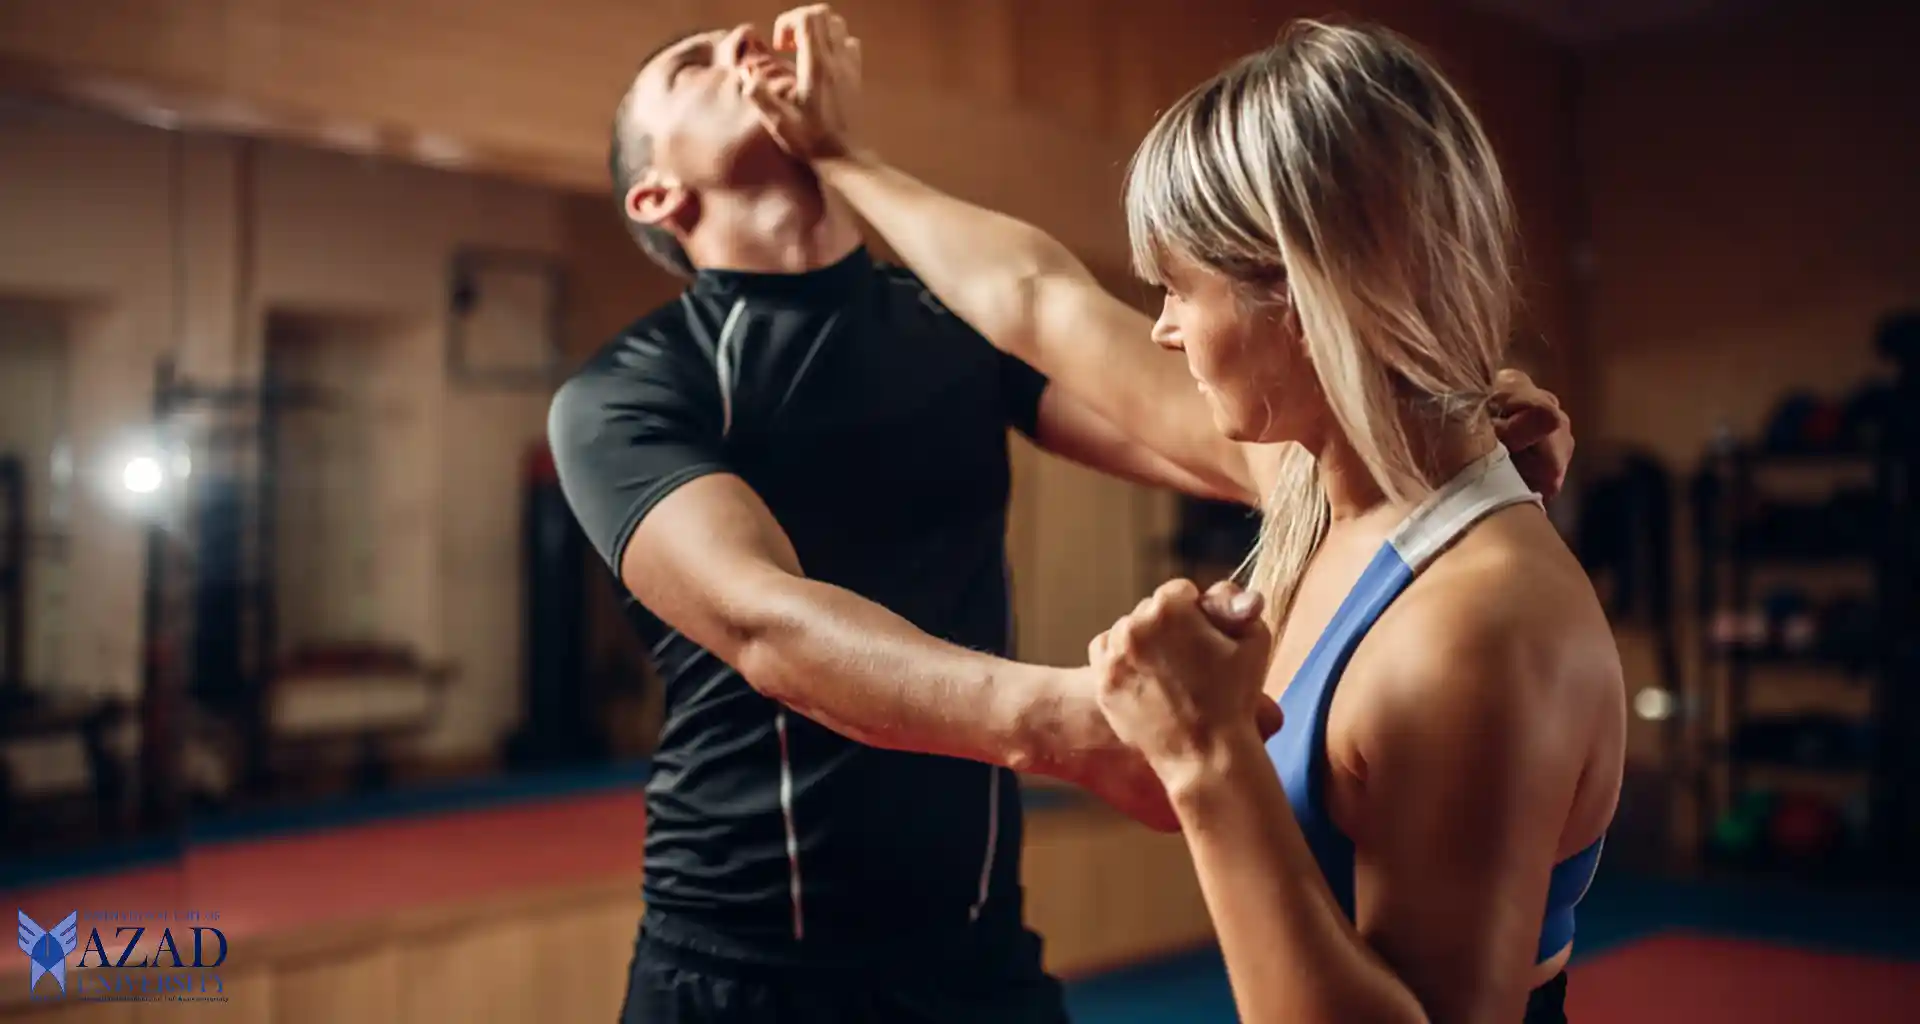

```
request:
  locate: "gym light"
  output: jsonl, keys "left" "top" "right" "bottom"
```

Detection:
{"left": 1633, "top": 686, "right": 1674, "bottom": 722}
{"left": 121, "top": 455, "right": 165, "bottom": 495}
{"left": 101, "top": 429, "right": 192, "bottom": 518}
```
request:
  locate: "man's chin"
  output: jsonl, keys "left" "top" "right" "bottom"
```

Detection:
{"left": 725, "top": 124, "right": 817, "bottom": 186}
{"left": 745, "top": 122, "right": 806, "bottom": 162}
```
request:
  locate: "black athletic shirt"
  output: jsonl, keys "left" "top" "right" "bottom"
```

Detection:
{"left": 548, "top": 247, "right": 1050, "bottom": 977}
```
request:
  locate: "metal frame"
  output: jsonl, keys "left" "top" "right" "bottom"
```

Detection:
{"left": 444, "top": 246, "right": 568, "bottom": 390}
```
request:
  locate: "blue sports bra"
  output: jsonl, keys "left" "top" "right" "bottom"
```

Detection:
{"left": 1265, "top": 445, "right": 1604, "bottom": 963}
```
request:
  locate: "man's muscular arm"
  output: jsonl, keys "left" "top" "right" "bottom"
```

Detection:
{"left": 626, "top": 471, "right": 1055, "bottom": 768}
{"left": 620, "top": 473, "right": 1179, "bottom": 829}
{"left": 548, "top": 357, "right": 1180, "bottom": 827}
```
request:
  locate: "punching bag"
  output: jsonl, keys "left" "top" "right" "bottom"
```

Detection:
{"left": 508, "top": 444, "right": 595, "bottom": 767}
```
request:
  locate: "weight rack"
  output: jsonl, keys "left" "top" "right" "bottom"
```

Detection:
{"left": 1689, "top": 355, "right": 1918, "bottom": 880}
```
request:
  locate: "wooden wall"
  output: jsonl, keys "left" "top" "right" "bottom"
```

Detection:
{"left": 1574, "top": 0, "right": 1920, "bottom": 848}
{"left": 0, "top": 0, "right": 1581, "bottom": 320}
{"left": 0, "top": 104, "right": 564, "bottom": 793}
{"left": 1579, "top": 0, "right": 1919, "bottom": 465}
{"left": 0, "top": 298, "right": 73, "bottom": 692}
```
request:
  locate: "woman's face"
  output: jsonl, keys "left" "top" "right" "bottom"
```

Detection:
{"left": 1150, "top": 253, "right": 1322, "bottom": 446}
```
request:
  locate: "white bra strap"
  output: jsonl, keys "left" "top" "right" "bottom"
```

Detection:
{"left": 1387, "top": 444, "right": 1542, "bottom": 574}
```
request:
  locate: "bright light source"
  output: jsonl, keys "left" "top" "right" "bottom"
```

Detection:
{"left": 121, "top": 456, "right": 165, "bottom": 495}
{"left": 1633, "top": 686, "right": 1674, "bottom": 722}
{"left": 102, "top": 430, "right": 193, "bottom": 519}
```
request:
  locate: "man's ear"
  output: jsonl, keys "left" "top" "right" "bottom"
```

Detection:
{"left": 626, "top": 172, "right": 688, "bottom": 231}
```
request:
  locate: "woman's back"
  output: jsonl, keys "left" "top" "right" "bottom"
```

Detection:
{"left": 1261, "top": 447, "right": 1625, "bottom": 1001}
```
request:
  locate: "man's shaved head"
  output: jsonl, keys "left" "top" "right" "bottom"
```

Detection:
{"left": 609, "top": 30, "right": 707, "bottom": 278}
{"left": 607, "top": 26, "right": 800, "bottom": 279}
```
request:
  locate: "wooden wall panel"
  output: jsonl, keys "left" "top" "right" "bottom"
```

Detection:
{"left": 396, "top": 925, "right": 540, "bottom": 1023}
{"left": 522, "top": 902, "right": 637, "bottom": 1021}
{"left": 0, "top": 1005, "right": 134, "bottom": 1024}
{"left": 272, "top": 952, "right": 401, "bottom": 1024}
{"left": 0, "top": 105, "right": 571, "bottom": 784}
{"left": 0, "top": 0, "right": 1576, "bottom": 287}
{"left": 1021, "top": 806, "right": 1216, "bottom": 975}
{"left": 1580, "top": 0, "right": 1920, "bottom": 465}
{"left": 165, "top": 971, "right": 273, "bottom": 1024}
{"left": 0, "top": 107, "right": 176, "bottom": 741}
{"left": 1011, "top": 0, "right": 1114, "bottom": 137}
{"left": 927, "top": 0, "right": 1018, "bottom": 107}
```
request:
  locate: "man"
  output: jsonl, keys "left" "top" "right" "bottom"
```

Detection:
{"left": 548, "top": 22, "right": 1576, "bottom": 1024}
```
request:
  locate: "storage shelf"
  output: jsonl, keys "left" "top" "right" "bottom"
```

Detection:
{"left": 1689, "top": 419, "right": 1916, "bottom": 884}
{"left": 1706, "top": 647, "right": 1875, "bottom": 674}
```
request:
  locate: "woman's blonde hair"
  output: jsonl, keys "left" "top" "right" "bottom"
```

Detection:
{"left": 1123, "top": 19, "right": 1519, "bottom": 623}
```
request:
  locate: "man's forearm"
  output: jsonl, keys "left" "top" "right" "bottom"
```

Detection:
{"left": 733, "top": 571, "right": 1080, "bottom": 774}
{"left": 728, "top": 572, "right": 1177, "bottom": 827}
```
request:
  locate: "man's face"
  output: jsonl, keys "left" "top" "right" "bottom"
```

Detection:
{"left": 629, "top": 25, "right": 797, "bottom": 191}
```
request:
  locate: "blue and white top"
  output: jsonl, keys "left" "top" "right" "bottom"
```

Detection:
{"left": 1264, "top": 445, "right": 1603, "bottom": 962}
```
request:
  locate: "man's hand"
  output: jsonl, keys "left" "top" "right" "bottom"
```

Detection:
{"left": 1090, "top": 581, "right": 1276, "bottom": 792}
{"left": 1488, "top": 369, "right": 1574, "bottom": 501}
{"left": 1045, "top": 661, "right": 1284, "bottom": 833}
{"left": 747, "top": 5, "right": 863, "bottom": 161}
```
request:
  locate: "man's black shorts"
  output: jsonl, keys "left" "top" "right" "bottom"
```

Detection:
{"left": 619, "top": 923, "right": 1070, "bottom": 1024}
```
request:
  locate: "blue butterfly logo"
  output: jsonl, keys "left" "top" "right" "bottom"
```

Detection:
{"left": 17, "top": 910, "right": 80, "bottom": 997}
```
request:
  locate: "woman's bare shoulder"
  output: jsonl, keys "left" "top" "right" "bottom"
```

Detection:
{"left": 1345, "top": 510, "right": 1622, "bottom": 750}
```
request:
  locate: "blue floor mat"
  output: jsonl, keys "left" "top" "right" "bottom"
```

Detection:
{"left": 1062, "top": 869, "right": 1920, "bottom": 1024}
{"left": 1064, "top": 948, "right": 1235, "bottom": 1023}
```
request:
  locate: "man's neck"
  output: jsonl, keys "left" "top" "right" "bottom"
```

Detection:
{"left": 686, "top": 176, "right": 864, "bottom": 276}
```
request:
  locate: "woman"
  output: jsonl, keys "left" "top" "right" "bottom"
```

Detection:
{"left": 750, "top": 9, "right": 1623, "bottom": 1024}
